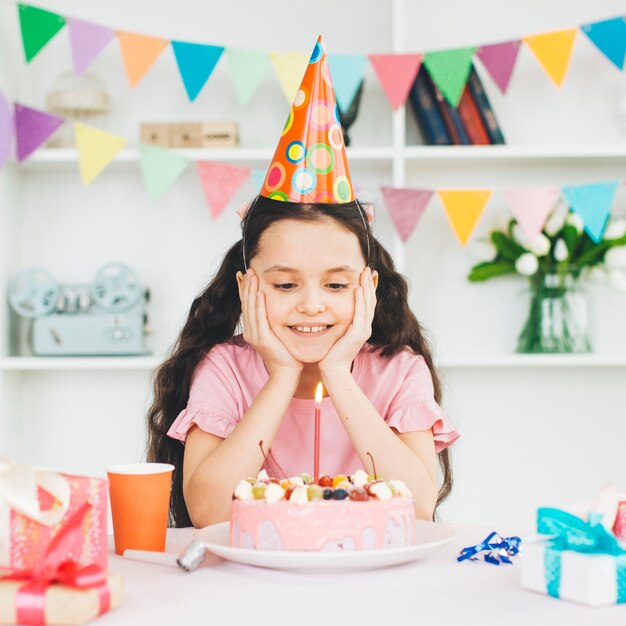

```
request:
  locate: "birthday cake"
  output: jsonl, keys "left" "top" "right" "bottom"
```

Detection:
{"left": 230, "top": 470, "right": 415, "bottom": 551}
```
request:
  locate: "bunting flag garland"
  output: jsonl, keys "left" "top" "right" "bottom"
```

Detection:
{"left": 269, "top": 52, "right": 309, "bottom": 104}
{"left": 503, "top": 186, "right": 560, "bottom": 241}
{"left": 116, "top": 31, "right": 169, "bottom": 88}
{"left": 523, "top": 29, "right": 578, "bottom": 87}
{"left": 138, "top": 144, "right": 190, "bottom": 201}
{"left": 380, "top": 186, "right": 432, "bottom": 242}
{"left": 251, "top": 168, "right": 266, "bottom": 193}
{"left": 368, "top": 54, "right": 423, "bottom": 111}
{"left": 74, "top": 123, "right": 128, "bottom": 186}
{"left": 437, "top": 189, "right": 492, "bottom": 245}
{"left": 171, "top": 41, "right": 224, "bottom": 102}
{"left": 14, "top": 103, "right": 64, "bottom": 162}
{"left": 0, "top": 92, "right": 12, "bottom": 170}
{"left": 476, "top": 41, "right": 521, "bottom": 94}
{"left": 328, "top": 54, "right": 369, "bottom": 113}
{"left": 422, "top": 47, "right": 476, "bottom": 107}
{"left": 197, "top": 161, "right": 251, "bottom": 219}
{"left": 67, "top": 18, "right": 115, "bottom": 76}
{"left": 226, "top": 48, "right": 271, "bottom": 107}
{"left": 562, "top": 181, "right": 619, "bottom": 243}
{"left": 18, "top": 3, "right": 65, "bottom": 63}
{"left": 581, "top": 16, "right": 626, "bottom": 70}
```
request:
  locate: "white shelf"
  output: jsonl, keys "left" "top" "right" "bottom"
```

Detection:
{"left": 0, "top": 356, "right": 161, "bottom": 370}
{"left": 403, "top": 145, "right": 626, "bottom": 161}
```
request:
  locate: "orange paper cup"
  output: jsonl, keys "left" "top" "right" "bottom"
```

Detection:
{"left": 107, "top": 463, "right": 174, "bottom": 556}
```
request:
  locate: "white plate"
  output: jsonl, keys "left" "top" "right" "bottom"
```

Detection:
{"left": 195, "top": 520, "right": 456, "bottom": 571}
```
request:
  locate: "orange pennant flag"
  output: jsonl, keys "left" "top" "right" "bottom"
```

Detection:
{"left": 117, "top": 31, "right": 169, "bottom": 87}
{"left": 523, "top": 29, "right": 577, "bottom": 87}
{"left": 437, "top": 189, "right": 492, "bottom": 246}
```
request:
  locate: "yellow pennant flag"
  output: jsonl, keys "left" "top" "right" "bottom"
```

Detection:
{"left": 270, "top": 52, "right": 308, "bottom": 104}
{"left": 437, "top": 189, "right": 492, "bottom": 246}
{"left": 75, "top": 123, "right": 128, "bottom": 186}
{"left": 117, "top": 31, "right": 169, "bottom": 87}
{"left": 523, "top": 29, "right": 577, "bottom": 87}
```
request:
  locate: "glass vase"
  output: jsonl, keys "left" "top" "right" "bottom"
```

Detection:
{"left": 516, "top": 271, "right": 592, "bottom": 354}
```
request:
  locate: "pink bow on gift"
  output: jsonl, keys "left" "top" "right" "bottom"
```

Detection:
{"left": 565, "top": 483, "right": 626, "bottom": 538}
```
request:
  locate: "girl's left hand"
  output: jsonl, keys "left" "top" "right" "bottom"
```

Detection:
{"left": 319, "top": 267, "right": 377, "bottom": 375}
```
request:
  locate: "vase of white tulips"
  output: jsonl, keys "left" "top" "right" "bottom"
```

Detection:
{"left": 468, "top": 200, "right": 626, "bottom": 353}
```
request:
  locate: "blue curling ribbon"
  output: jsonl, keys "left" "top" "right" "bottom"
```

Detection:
{"left": 537, "top": 507, "right": 626, "bottom": 602}
{"left": 457, "top": 531, "right": 522, "bottom": 565}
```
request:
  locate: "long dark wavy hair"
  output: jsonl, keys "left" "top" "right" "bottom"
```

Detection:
{"left": 147, "top": 195, "right": 453, "bottom": 527}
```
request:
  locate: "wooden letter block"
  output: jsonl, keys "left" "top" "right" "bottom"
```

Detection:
{"left": 139, "top": 123, "right": 169, "bottom": 147}
{"left": 200, "top": 121, "right": 239, "bottom": 147}
{"left": 168, "top": 123, "right": 202, "bottom": 148}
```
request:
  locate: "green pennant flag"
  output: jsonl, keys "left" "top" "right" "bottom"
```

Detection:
{"left": 138, "top": 144, "right": 190, "bottom": 201}
{"left": 423, "top": 47, "right": 476, "bottom": 107}
{"left": 226, "top": 48, "right": 270, "bottom": 106}
{"left": 18, "top": 3, "right": 66, "bottom": 63}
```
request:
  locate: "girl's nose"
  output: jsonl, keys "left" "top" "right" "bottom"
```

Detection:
{"left": 296, "top": 288, "right": 326, "bottom": 315}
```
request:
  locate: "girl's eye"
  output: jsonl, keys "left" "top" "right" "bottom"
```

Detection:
{"left": 274, "top": 283, "right": 296, "bottom": 291}
{"left": 327, "top": 283, "right": 349, "bottom": 290}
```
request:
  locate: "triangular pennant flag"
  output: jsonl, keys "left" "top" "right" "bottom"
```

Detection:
{"left": 226, "top": 48, "right": 270, "bottom": 107}
{"left": 476, "top": 40, "right": 521, "bottom": 94}
{"left": 117, "top": 31, "right": 169, "bottom": 87}
{"left": 368, "top": 54, "right": 423, "bottom": 110}
{"left": 562, "top": 181, "right": 618, "bottom": 243}
{"left": 197, "top": 161, "right": 251, "bottom": 219}
{"left": 74, "top": 122, "right": 128, "bottom": 186}
{"left": 423, "top": 47, "right": 476, "bottom": 107}
{"left": 437, "top": 189, "right": 492, "bottom": 246}
{"left": 171, "top": 41, "right": 224, "bottom": 102}
{"left": 251, "top": 168, "right": 266, "bottom": 193}
{"left": 67, "top": 17, "right": 115, "bottom": 76}
{"left": 504, "top": 187, "right": 560, "bottom": 242}
{"left": 380, "top": 186, "right": 433, "bottom": 242}
{"left": 14, "top": 103, "right": 64, "bottom": 162}
{"left": 581, "top": 17, "right": 626, "bottom": 70}
{"left": 269, "top": 52, "right": 309, "bottom": 104}
{"left": 328, "top": 54, "right": 369, "bottom": 112}
{"left": 523, "top": 29, "right": 577, "bottom": 87}
{"left": 0, "top": 92, "right": 12, "bottom": 169}
{"left": 138, "top": 144, "right": 190, "bottom": 201}
{"left": 18, "top": 3, "right": 66, "bottom": 63}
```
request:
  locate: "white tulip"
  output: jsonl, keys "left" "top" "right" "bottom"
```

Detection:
{"left": 512, "top": 224, "right": 530, "bottom": 248}
{"left": 604, "top": 246, "right": 626, "bottom": 269}
{"left": 566, "top": 212, "right": 584, "bottom": 234}
{"left": 544, "top": 201, "right": 568, "bottom": 236}
{"left": 607, "top": 269, "right": 626, "bottom": 293}
{"left": 603, "top": 219, "right": 626, "bottom": 240}
{"left": 515, "top": 252, "right": 539, "bottom": 276}
{"left": 469, "top": 240, "right": 497, "bottom": 262}
{"left": 554, "top": 239, "right": 569, "bottom": 262}
{"left": 529, "top": 233, "right": 551, "bottom": 257}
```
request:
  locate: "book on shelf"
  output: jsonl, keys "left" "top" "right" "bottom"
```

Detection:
{"left": 407, "top": 65, "right": 452, "bottom": 145}
{"left": 466, "top": 65, "right": 506, "bottom": 145}
{"left": 457, "top": 84, "right": 491, "bottom": 145}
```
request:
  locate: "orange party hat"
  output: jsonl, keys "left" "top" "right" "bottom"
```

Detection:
{"left": 260, "top": 36, "right": 354, "bottom": 204}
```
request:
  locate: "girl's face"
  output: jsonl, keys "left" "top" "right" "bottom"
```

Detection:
{"left": 243, "top": 218, "right": 377, "bottom": 364}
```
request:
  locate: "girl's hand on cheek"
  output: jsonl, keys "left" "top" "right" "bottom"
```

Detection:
{"left": 319, "top": 267, "right": 377, "bottom": 375}
{"left": 241, "top": 269, "right": 303, "bottom": 378}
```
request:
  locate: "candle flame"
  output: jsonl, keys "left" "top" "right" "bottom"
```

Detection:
{"left": 315, "top": 382, "right": 324, "bottom": 405}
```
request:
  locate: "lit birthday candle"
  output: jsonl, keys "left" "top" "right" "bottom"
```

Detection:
{"left": 314, "top": 382, "right": 323, "bottom": 484}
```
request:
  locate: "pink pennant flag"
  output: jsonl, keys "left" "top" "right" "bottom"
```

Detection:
{"left": 197, "top": 161, "right": 251, "bottom": 219}
{"left": 67, "top": 17, "right": 115, "bottom": 76}
{"left": 503, "top": 186, "right": 560, "bottom": 241}
{"left": 476, "top": 40, "right": 521, "bottom": 94}
{"left": 381, "top": 186, "right": 433, "bottom": 242}
{"left": 369, "top": 54, "right": 423, "bottom": 110}
{"left": 14, "top": 102, "right": 64, "bottom": 162}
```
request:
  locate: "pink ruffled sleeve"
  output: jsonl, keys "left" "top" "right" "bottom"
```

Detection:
{"left": 385, "top": 354, "right": 459, "bottom": 453}
{"left": 166, "top": 350, "right": 240, "bottom": 443}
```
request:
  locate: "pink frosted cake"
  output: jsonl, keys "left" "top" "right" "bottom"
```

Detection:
{"left": 230, "top": 470, "right": 415, "bottom": 551}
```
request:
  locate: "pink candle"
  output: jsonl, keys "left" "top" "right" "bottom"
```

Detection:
{"left": 314, "top": 382, "right": 323, "bottom": 484}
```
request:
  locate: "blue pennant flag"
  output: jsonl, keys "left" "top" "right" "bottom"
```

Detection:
{"left": 328, "top": 54, "right": 368, "bottom": 113}
{"left": 562, "top": 181, "right": 619, "bottom": 243}
{"left": 172, "top": 41, "right": 224, "bottom": 101}
{"left": 581, "top": 17, "right": 626, "bottom": 70}
{"left": 251, "top": 168, "right": 266, "bottom": 193}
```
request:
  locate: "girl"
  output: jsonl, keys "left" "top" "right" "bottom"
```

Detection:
{"left": 146, "top": 195, "right": 459, "bottom": 528}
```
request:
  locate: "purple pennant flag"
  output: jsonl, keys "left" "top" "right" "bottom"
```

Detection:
{"left": 380, "top": 186, "right": 433, "bottom": 242}
{"left": 15, "top": 103, "right": 64, "bottom": 162}
{"left": 476, "top": 40, "right": 521, "bottom": 94}
{"left": 67, "top": 17, "right": 115, "bottom": 75}
{"left": 0, "top": 91, "right": 12, "bottom": 169}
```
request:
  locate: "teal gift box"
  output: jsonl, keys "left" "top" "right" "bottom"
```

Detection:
{"left": 520, "top": 507, "right": 626, "bottom": 607}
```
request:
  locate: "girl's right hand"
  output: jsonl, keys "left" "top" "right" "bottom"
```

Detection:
{"left": 240, "top": 269, "right": 303, "bottom": 378}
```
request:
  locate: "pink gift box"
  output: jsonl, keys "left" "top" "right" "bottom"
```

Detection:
{"left": 613, "top": 500, "right": 626, "bottom": 540}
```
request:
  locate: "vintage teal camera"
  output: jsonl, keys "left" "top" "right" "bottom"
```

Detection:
{"left": 9, "top": 263, "right": 151, "bottom": 356}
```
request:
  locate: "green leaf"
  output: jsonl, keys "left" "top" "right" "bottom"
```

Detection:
{"left": 468, "top": 261, "right": 516, "bottom": 282}
{"left": 561, "top": 224, "right": 580, "bottom": 256}
{"left": 490, "top": 231, "right": 526, "bottom": 261}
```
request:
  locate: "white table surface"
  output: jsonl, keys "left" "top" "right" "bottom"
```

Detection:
{"left": 99, "top": 524, "right": 625, "bottom": 626}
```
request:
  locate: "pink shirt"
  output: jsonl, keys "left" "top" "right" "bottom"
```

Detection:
{"left": 167, "top": 337, "right": 459, "bottom": 477}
